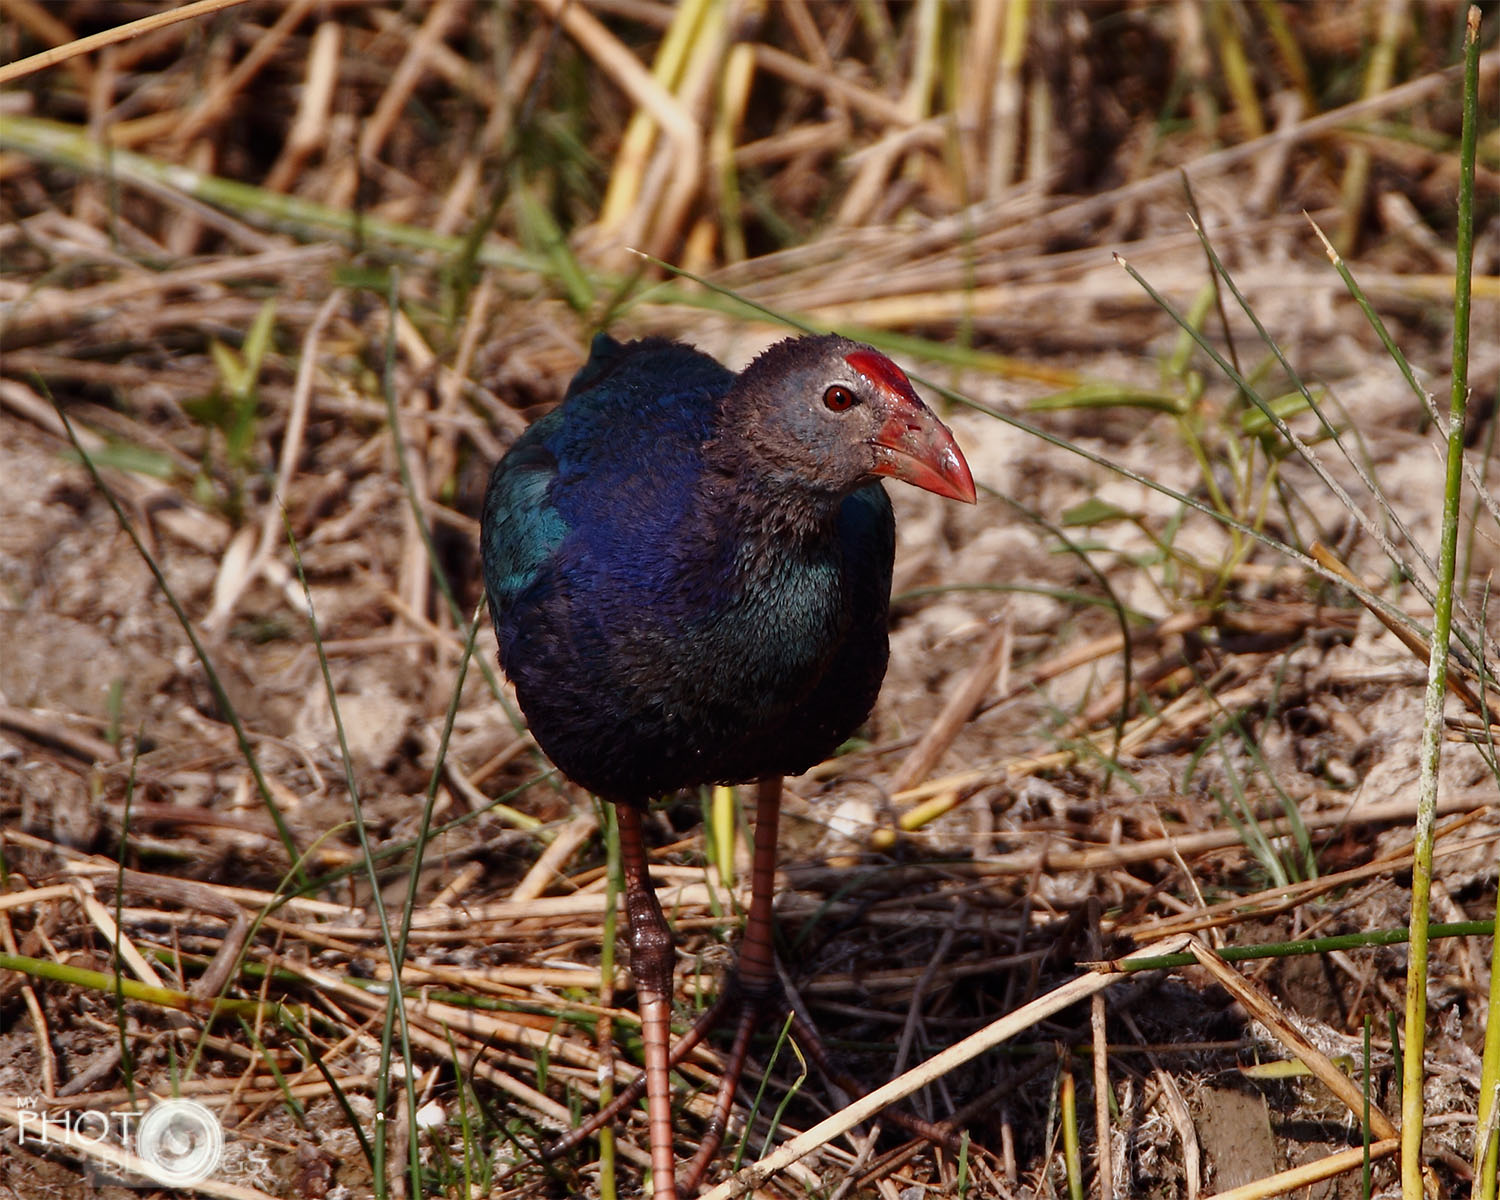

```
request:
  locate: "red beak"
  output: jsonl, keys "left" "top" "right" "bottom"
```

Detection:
{"left": 870, "top": 406, "right": 976, "bottom": 503}
{"left": 844, "top": 348, "right": 975, "bottom": 504}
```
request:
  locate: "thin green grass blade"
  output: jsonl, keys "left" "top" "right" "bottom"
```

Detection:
{"left": 49, "top": 402, "right": 307, "bottom": 886}
{"left": 0, "top": 952, "right": 296, "bottom": 1020}
{"left": 1182, "top": 212, "right": 1497, "bottom": 684}
{"left": 1109, "top": 919, "right": 1494, "bottom": 973}
{"left": 1364, "top": 1015, "right": 1374, "bottom": 1199}
{"left": 731, "top": 1010, "right": 805, "bottom": 1170}
{"left": 442, "top": 1025, "right": 477, "bottom": 1200}
{"left": 114, "top": 750, "right": 138, "bottom": 1106}
{"left": 1480, "top": 846, "right": 1500, "bottom": 1197}
{"left": 1061, "top": 1065, "right": 1083, "bottom": 1200}
{"left": 0, "top": 115, "right": 545, "bottom": 273}
{"left": 238, "top": 1015, "right": 306, "bottom": 1125}
{"left": 282, "top": 510, "right": 415, "bottom": 1200}
{"left": 1408, "top": 11, "right": 1482, "bottom": 1196}
{"left": 281, "top": 1008, "right": 377, "bottom": 1171}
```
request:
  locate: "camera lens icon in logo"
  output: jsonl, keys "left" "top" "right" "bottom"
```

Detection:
{"left": 135, "top": 1099, "right": 224, "bottom": 1186}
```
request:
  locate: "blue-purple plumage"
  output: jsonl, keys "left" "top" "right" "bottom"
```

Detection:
{"left": 483, "top": 334, "right": 893, "bottom": 804}
{"left": 482, "top": 332, "right": 975, "bottom": 808}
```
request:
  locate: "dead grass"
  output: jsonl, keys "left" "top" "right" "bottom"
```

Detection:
{"left": 1, "top": 3, "right": 1498, "bottom": 1199}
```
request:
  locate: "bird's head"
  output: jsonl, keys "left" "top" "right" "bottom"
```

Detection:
{"left": 725, "top": 335, "right": 976, "bottom": 506}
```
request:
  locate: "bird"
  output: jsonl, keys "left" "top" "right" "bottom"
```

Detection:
{"left": 480, "top": 331, "right": 974, "bottom": 1198}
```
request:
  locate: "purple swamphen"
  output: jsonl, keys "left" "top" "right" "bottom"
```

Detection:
{"left": 481, "top": 332, "right": 974, "bottom": 1197}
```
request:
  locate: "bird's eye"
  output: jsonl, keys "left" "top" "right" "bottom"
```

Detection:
{"left": 823, "top": 385, "right": 856, "bottom": 412}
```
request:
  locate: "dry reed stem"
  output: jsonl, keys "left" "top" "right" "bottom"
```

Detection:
{"left": 72, "top": 879, "right": 166, "bottom": 989}
{"left": 597, "top": 0, "right": 702, "bottom": 234}
{"left": 1336, "top": 0, "right": 1410, "bottom": 256}
{"left": 0, "top": 0, "right": 95, "bottom": 90}
{"left": 263, "top": 17, "right": 340, "bottom": 194}
{"left": 0, "top": 0, "right": 250, "bottom": 86}
{"left": 171, "top": 0, "right": 320, "bottom": 151}
{"left": 1086, "top": 907, "right": 1114, "bottom": 1200}
{"left": 1123, "top": 808, "right": 1495, "bottom": 941}
{"left": 357, "top": 1, "right": 461, "bottom": 175}
{"left": 1205, "top": 1139, "right": 1400, "bottom": 1200}
{"left": 1311, "top": 541, "right": 1497, "bottom": 717}
{"left": 508, "top": 812, "right": 598, "bottom": 903}
{"left": 0, "top": 882, "right": 75, "bottom": 913}
{"left": 1187, "top": 939, "right": 1398, "bottom": 1141}
{"left": 533, "top": 0, "right": 702, "bottom": 262}
{"left": 887, "top": 619, "right": 1011, "bottom": 796}
{"left": 1120, "top": 1004, "right": 1201, "bottom": 1200}
{"left": 0, "top": 912, "right": 55, "bottom": 1098}
{"left": 0, "top": 704, "right": 118, "bottom": 764}
{"left": 700, "top": 936, "right": 1192, "bottom": 1199}
{"left": 985, "top": 0, "right": 1026, "bottom": 197}
{"left": 752, "top": 42, "right": 907, "bottom": 127}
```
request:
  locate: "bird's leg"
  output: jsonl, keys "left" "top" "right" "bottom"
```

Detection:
{"left": 616, "top": 803, "right": 680, "bottom": 1200}
{"left": 542, "top": 992, "right": 732, "bottom": 1165}
{"left": 736, "top": 776, "right": 783, "bottom": 997}
{"left": 677, "top": 778, "right": 964, "bottom": 1193}
{"left": 679, "top": 776, "right": 784, "bottom": 1191}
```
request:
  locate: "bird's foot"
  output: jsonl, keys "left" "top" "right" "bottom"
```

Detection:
{"left": 538, "top": 976, "right": 773, "bottom": 1194}
{"left": 540, "top": 971, "right": 960, "bottom": 1195}
{"left": 678, "top": 969, "right": 962, "bottom": 1195}
{"left": 537, "top": 990, "right": 732, "bottom": 1167}
{"left": 675, "top": 973, "right": 771, "bottom": 1193}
